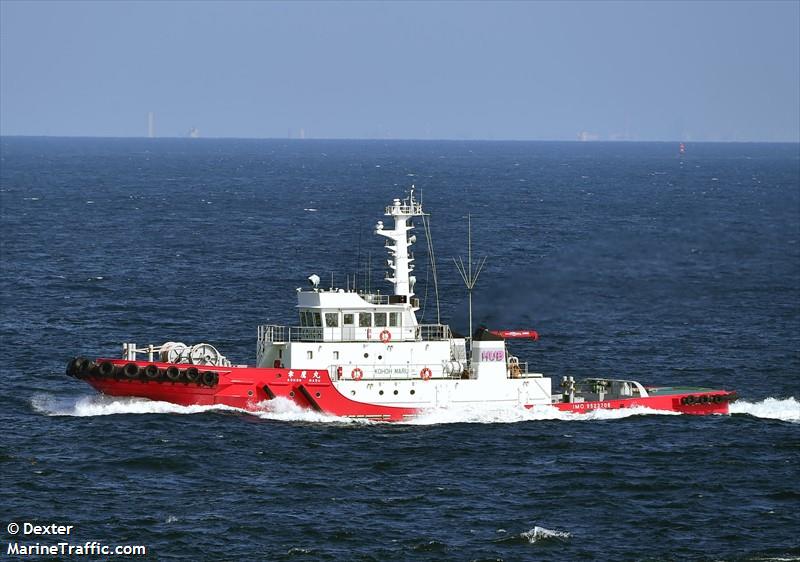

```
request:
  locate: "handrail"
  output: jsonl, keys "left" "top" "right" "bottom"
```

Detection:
{"left": 386, "top": 202, "right": 423, "bottom": 216}
{"left": 358, "top": 293, "right": 389, "bottom": 305}
{"left": 257, "top": 323, "right": 453, "bottom": 343}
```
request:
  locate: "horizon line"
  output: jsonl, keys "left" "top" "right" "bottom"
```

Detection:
{"left": 2, "top": 134, "right": 798, "bottom": 144}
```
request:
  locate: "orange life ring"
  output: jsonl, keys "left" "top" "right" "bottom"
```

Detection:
{"left": 380, "top": 329, "right": 391, "bottom": 343}
{"left": 420, "top": 367, "right": 432, "bottom": 381}
{"left": 351, "top": 368, "right": 364, "bottom": 381}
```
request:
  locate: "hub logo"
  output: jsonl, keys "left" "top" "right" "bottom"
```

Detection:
{"left": 480, "top": 350, "right": 505, "bottom": 362}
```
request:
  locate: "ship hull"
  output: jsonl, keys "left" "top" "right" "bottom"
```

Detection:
{"left": 75, "top": 359, "right": 735, "bottom": 420}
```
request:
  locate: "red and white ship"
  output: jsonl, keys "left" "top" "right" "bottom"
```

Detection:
{"left": 66, "top": 191, "right": 736, "bottom": 420}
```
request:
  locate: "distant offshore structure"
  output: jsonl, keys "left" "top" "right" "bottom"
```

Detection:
{"left": 188, "top": 127, "right": 200, "bottom": 138}
{"left": 147, "top": 112, "right": 155, "bottom": 138}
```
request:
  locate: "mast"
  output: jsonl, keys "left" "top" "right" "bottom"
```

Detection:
{"left": 375, "top": 187, "right": 426, "bottom": 300}
{"left": 454, "top": 214, "right": 487, "bottom": 349}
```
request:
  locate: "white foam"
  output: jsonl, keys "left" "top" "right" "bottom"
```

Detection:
{"left": 249, "top": 397, "right": 370, "bottom": 424}
{"left": 31, "top": 393, "right": 239, "bottom": 417}
{"left": 30, "top": 394, "right": 364, "bottom": 424}
{"left": 730, "top": 397, "right": 800, "bottom": 423}
{"left": 34, "top": 393, "right": 799, "bottom": 425}
{"left": 402, "top": 403, "right": 679, "bottom": 425}
{"left": 521, "top": 526, "right": 571, "bottom": 543}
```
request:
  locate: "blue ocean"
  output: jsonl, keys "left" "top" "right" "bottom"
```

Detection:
{"left": 1, "top": 137, "right": 798, "bottom": 561}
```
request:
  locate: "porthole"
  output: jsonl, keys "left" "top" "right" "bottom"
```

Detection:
{"left": 315, "top": 392, "right": 321, "bottom": 398}
{"left": 393, "top": 390, "right": 398, "bottom": 395}
{"left": 410, "top": 390, "right": 415, "bottom": 395}
{"left": 289, "top": 391, "right": 295, "bottom": 397}
{"left": 248, "top": 390, "right": 254, "bottom": 397}
{"left": 378, "top": 355, "right": 383, "bottom": 360}
{"left": 379, "top": 390, "right": 384, "bottom": 396}
{"left": 364, "top": 353, "right": 369, "bottom": 358}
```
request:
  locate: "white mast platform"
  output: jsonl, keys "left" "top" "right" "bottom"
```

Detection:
{"left": 375, "top": 188, "right": 425, "bottom": 300}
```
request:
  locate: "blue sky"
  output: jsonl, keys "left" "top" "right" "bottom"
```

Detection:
{"left": 1, "top": 1, "right": 798, "bottom": 141}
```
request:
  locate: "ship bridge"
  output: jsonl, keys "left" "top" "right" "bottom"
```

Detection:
{"left": 256, "top": 189, "right": 461, "bottom": 370}
{"left": 258, "top": 286, "right": 450, "bottom": 345}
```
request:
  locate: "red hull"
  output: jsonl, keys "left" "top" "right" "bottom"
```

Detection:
{"left": 551, "top": 395, "right": 731, "bottom": 416}
{"left": 77, "top": 359, "right": 734, "bottom": 420}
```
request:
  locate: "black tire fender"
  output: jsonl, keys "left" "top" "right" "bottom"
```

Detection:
{"left": 143, "top": 364, "right": 160, "bottom": 380}
{"left": 122, "top": 362, "right": 140, "bottom": 378}
{"left": 165, "top": 366, "right": 181, "bottom": 381}
{"left": 98, "top": 361, "right": 115, "bottom": 377}
{"left": 201, "top": 371, "right": 218, "bottom": 387}
{"left": 66, "top": 357, "right": 83, "bottom": 377}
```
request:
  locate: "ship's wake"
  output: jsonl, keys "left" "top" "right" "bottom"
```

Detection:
{"left": 404, "top": 403, "right": 680, "bottom": 425}
{"left": 32, "top": 393, "right": 239, "bottom": 417}
{"left": 729, "top": 397, "right": 799, "bottom": 423}
{"left": 31, "top": 394, "right": 799, "bottom": 424}
{"left": 30, "top": 394, "right": 364, "bottom": 424}
{"left": 406, "top": 398, "right": 800, "bottom": 425}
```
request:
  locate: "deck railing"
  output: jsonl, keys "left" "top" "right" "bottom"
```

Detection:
{"left": 358, "top": 293, "right": 390, "bottom": 305}
{"left": 257, "top": 323, "right": 453, "bottom": 343}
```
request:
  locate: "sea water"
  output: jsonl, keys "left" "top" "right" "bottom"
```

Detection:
{"left": 1, "top": 137, "right": 798, "bottom": 561}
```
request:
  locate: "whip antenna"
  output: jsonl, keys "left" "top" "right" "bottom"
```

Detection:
{"left": 453, "top": 213, "right": 486, "bottom": 348}
{"left": 422, "top": 213, "right": 441, "bottom": 324}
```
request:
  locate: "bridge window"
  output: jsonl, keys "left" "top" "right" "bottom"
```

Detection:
{"left": 300, "top": 311, "right": 309, "bottom": 327}
{"left": 374, "top": 312, "right": 387, "bottom": 327}
{"left": 312, "top": 312, "right": 322, "bottom": 327}
{"left": 359, "top": 312, "right": 371, "bottom": 327}
{"left": 307, "top": 350, "right": 313, "bottom": 360}
{"left": 389, "top": 312, "right": 399, "bottom": 327}
{"left": 325, "top": 313, "right": 339, "bottom": 327}
{"left": 343, "top": 314, "right": 354, "bottom": 325}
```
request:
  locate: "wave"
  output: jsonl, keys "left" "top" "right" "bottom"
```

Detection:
{"left": 494, "top": 526, "right": 571, "bottom": 545}
{"left": 730, "top": 397, "right": 799, "bottom": 423}
{"left": 411, "top": 397, "right": 800, "bottom": 425}
{"left": 404, "top": 403, "right": 679, "bottom": 425}
{"left": 249, "top": 397, "right": 370, "bottom": 424}
{"left": 30, "top": 394, "right": 364, "bottom": 424}
{"left": 31, "top": 394, "right": 800, "bottom": 425}
{"left": 31, "top": 394, "right": 235, "bottom": 417}
{"left": 521, "top": 526, "right": 572, "bottom": 543}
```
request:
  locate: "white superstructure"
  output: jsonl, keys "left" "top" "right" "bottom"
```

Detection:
{"left": 254, "top": 190, "right": 553, "bottom": 409}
